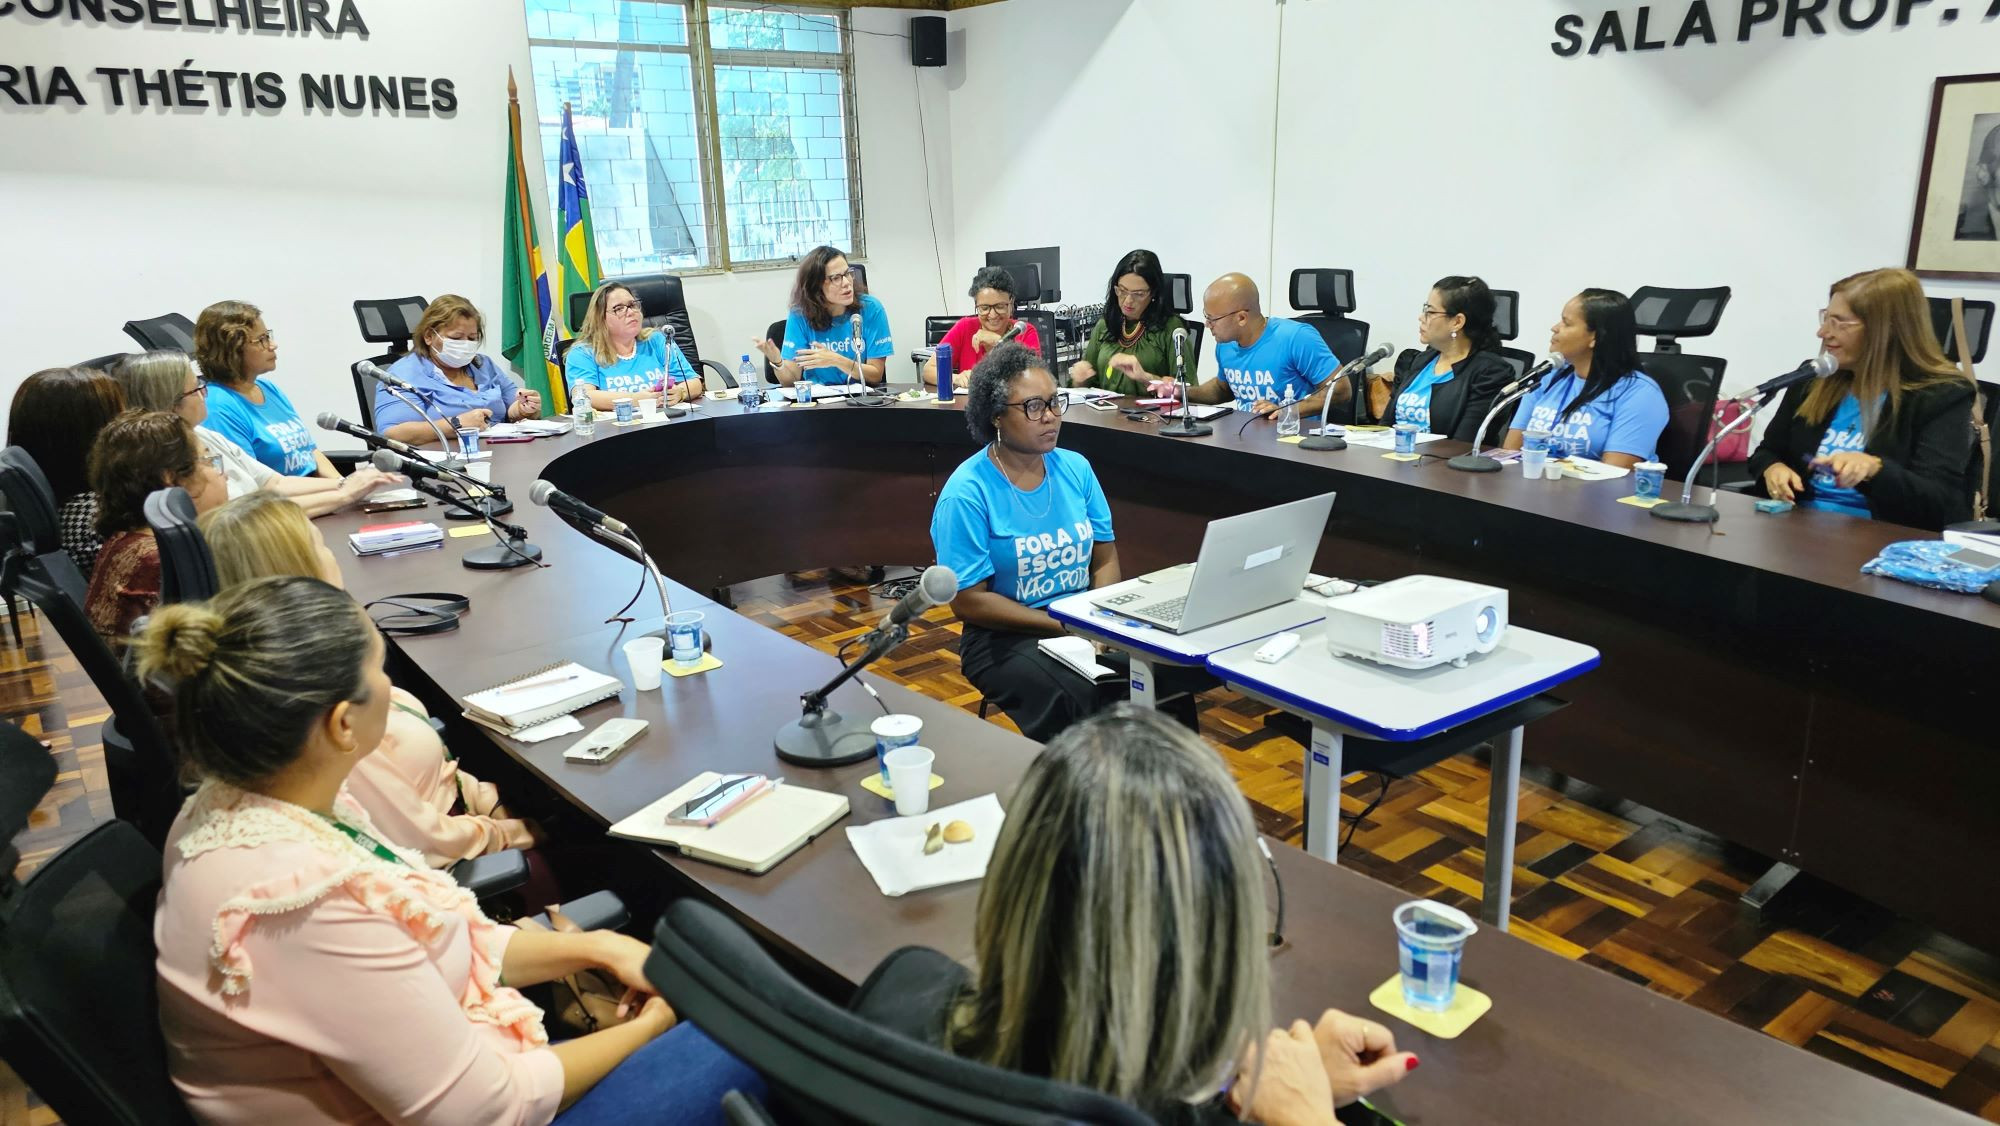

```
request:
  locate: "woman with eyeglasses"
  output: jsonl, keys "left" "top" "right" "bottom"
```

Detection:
{"left": 1501, "top": 289, "right": 1667, "bottom": 468}
{"left": 922, "top": 266, "right": 1042, "bottom": 388}
{"left": 754, "top": 245, "right": 892, "bottom": 387}
{"left": 1069, "top": 249, "right": 1182, "bottom": 396}
{"left": 856, "top": 706, "right": 1417, "bottom": 1126}
{"left": 112, "top": 351, "right": 395, "bottom": 517}
{"left": 196, "top": 300, "right": 339, "bottom": 480}
{"left": 83, "top": 410, "right": 229, "bottom": 650}
{"left": 1358, "top": 277, "right": 1517, "bottom": 445}
{"left": 566, "top": 282, "right": 704, "bottom": 413}
{"left": 143, "top": 575, "right": 762, "bottom": 1125}
{"left": 931, "top": 344, "right": 1201, "bottom": 743}
{"left": 1748, "top": 268, "right": 1975, "bottom": 529}
{"left": 6, "top": 365, "right": 125, "bottom": 576}
{"left": 381, "top": 295, "right": 543, "bottom": 442}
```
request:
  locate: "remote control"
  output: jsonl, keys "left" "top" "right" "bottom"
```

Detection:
{"left": 1254, "top": 632, "right": 1301, "bottom": 664}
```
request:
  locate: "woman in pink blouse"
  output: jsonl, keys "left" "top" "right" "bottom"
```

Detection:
{"left": 138, "top": 575, "right": 759, "bottom": 1124}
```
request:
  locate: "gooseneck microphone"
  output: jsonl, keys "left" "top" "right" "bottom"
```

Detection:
{"left": 528, "top": 479, "right": 630, "bottom": 537}
{"left": 355, "top": 359, "right": 416, "bottom": 391}
{"left": 1300, "top": 341, "right": 1395, "bottom": 452}
{"left": 1730, "top": 353, "right": 1837, "bottom": 406}
{"left": 316, "top": 412, "right": 425, "bottom": 460}
{"left": 1653, "top": 354, "right": 1840, "bottom": 525}
{"left": 777, "top": 565, "right": 960, "bottom": 766}
{"left": 357, "top": 359, "right": 461, "bottom": 463}
{"left": 369, "top": 451, "right": 542, "bottom": 569}
{"left": 1160, "top": 326, "right": 1211, "bottom": 438}
{"left": 1448, "top": 353, "right": 1562, "bottom": 472}
{"left": 878, "top": 565, "right": 957, "bottom": 631}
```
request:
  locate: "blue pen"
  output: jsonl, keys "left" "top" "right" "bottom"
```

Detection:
{"left": 1092, "top": 608, "right": 1148, "bottom": 629}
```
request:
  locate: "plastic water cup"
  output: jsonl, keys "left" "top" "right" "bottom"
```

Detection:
{"left": 1634, "top": 461, "right": 1666, "bottom": 502}
{"left": 613, "top": 397, "right": 635, "bottom": 423}
{"left": 796, "top": 381, "right": 815, "bottom": 405}
{"left": 1393, "top": 422, "right": 1419, "bottom": 456}
{"left": 1523, "top": 428, "right": 1552, "bottom": 454}
{"left": 884, "top": 745, "right": 935, "bottom": 815}
{"left": 456, "top": 427, "right": 479, "bottom": 458}
{"left": 1394, "top": 899, "right": 1477, "bottom": 1011}
{"left": 1543, "top": 459, "right": 1565, "bottom": 484}
{"left": 622, "top": 637, "right": 665, "bottom": 691}
{"left": 466, "top": 461, "right": 492, "bottom": 484}
{"left": 666, "top": 611, "right": 705, "bottom": 668}
{"left": 1521, "top": 447, "right": 1547, "bottom": 479}
{"left": 638, "top": 396, "right": 660, "bottom": 421}
{"left": 871, "top": 714, "right": 923, "bottom": 785}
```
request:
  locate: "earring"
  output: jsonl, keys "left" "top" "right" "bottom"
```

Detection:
{"left": 1450, "top": 331, "right": 1458, "bottom": 340}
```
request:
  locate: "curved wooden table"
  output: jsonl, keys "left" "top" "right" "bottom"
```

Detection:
{"left": 317, "top": 396, "right": 1988, "bottom": 1125}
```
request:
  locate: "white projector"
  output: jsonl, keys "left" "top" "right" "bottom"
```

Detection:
{"left": 1322, "top": 576, "right": 1507, "bottom": 670}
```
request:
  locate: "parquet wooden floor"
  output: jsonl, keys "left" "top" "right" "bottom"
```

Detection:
{"left": 6, "top": 575, "right": 2000, "bottom": 1123}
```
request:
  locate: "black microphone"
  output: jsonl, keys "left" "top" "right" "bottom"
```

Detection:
{"left": 1000, "top": 319, "right": 1028, "bottom": 344}
{"left": 356, "top": 359, "right": 419, "bottom": 392}
{"left": 1505, "top": 355, "right": 1560, "bottom": 395}
{"left": 1334, "top": 342, "right": 1395, "bottom": 382}
{"left": 528, "top": 478, "right": 630, "bottom": 537}
{"left": 316, "top": 412, "right": 424, "bottom": 459}
{"left": 879, "top": 565, "right": 958, "bottom": 631}
{"left": 1731, "top": 353, "right": 1838, "bottom": 405}
{"left": 370, "top": 448, "right": 450, "bottom": 483}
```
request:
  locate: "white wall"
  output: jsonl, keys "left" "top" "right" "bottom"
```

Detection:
{"left": 0, "top": 2, "right": 952, "bottom": 430}
{"left": 940, "top": 0, "right": 2000, "bottom": 392}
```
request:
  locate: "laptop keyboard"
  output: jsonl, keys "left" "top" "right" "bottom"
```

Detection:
{"left": 1139, "top": 596, "right": 1188, "bottom": 623}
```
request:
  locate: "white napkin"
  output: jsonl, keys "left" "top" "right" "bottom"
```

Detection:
{"left": 845, "top": 793, "right": 1005, "bottom": 897}
{"left": 1556, "top": 457, "right": 1630, "bottom": 480}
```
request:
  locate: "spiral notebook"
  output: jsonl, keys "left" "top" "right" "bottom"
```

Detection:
{"left": 461, "top": 661, "right": 622, "bottom": 736}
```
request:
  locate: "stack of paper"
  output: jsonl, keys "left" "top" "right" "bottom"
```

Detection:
{"left": 1037, "top": 636, "right": 1114, "bottom": 682}
{"left": 461, "top": 661, "right": 622, "bottom": 736}
{"left": 348, "top": 520, "right": 443, "bottom": 557}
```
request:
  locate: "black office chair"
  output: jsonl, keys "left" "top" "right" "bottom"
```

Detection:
{"left": 765, "top": 319, "right": 790, "bottom": 385}
{"left": 143, "top": 487, "right": 219, "bottom": 606}
{"left": 1631, "top": 285, "right": 1732, "bottom": 482}
{"left": 1489, "top": 288, "right": 1539, "bottom": 381}
{"left": 350, "top": 296, "right": 430, "bottom": 427}
{"left": 1290, "top": 269, "right": 1368, "bottom": 423}
{"left": 1928, "top": 296, "right": 1993, "bottom": 364}
{"left": 0, "top": 721, "right": 196, "bottom": 1126}
{"left": 1156, "top": 272, "right": 1206, "bottom": 376}
{"left": 122, "top": 314, "right": 196, "bottom": 354}
{"left": 645, "top": 898, "right": 1154, "bottom": 1125}
{"left": 79, "top": 351, "right": 132, "bottom": 374}
{"left": 573, "top": 274, "right": 736, "bottom": 389}
{"left": 0, "top": 447, "right": 87, "bottom": 609}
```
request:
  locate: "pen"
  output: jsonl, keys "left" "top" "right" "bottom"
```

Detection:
{"left": 496, "top": 672, "right": 581, "bottom": 695}
{"left": 1091, "top": 608, "right": 1149, "bottom": 629}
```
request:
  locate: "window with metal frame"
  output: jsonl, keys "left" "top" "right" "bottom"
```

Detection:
{"left": 524, "top": 0, "right": 865, "bottom": 274}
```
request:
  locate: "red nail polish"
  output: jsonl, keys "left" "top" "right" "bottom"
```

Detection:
{"left": 1405, "top": 1055, "right": 1421, "bottom": 1072}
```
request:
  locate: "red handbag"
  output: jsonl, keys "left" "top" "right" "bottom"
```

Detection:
{"left": 1709, "top": 399, "right": 1752, "bottom": 463}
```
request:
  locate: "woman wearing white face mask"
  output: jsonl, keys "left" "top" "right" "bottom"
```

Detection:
{"left": 378, "top": 295, "right": 541, "bottom": 446}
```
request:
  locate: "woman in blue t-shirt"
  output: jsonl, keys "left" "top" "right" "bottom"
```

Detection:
{"left": 1747, "top": 268, "right": 1974, "bottom": 529}
{"left": 195, "top": 300, "right": 339, "bottom": 480}
{"left": 564, "top": 281, "right": 703, "bottom": 412}
{"left": 1503, "top": 289, "right": 1668, "bottom": 468}
{"left": 753, "top": 245, "right": 892, "bottom": 388}
{"left": 929, "top": 343, "right": 1200, "bottom": 743}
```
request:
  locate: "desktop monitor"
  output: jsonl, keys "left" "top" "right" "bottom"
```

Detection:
{"left": 985, "top": 246, "right": 1060, "bottom": 304}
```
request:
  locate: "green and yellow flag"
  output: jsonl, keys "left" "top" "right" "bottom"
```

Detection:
{"left": 556, "top": 101, "right": 604, "bottom": 336}
{"left": 501, "top": 67, "right": 566, "bottom": 416}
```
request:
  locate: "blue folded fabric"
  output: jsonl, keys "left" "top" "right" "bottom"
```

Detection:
{"left": 1860, "top": 540, "right": 2000, "bottom": 594}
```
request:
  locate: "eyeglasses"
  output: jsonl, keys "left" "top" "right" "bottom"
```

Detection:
{"left": 975, "top": 302, "right": 1013, "bottom": 316}
{"left": 609, "top": 301, "right": 644, "bottom": 317}
{"left": 1260, "top": 839, "right": 1286, "bottom": 950}
{"left": 1202, "top": 308, "right": 1246, "bottom": 327}
{"left": 1114, "top": 285, "right": 1152, "bottom": 302}
{"left": 824, "top": 269, "right": 854, "bottom": 285}
{"left": 249, "top": 333, "right": 274, "bottom": 348}
{"left": 1818, "top": 308, "right": 1862, "bottom": 330}
{"left": 198, "top": 454, "right": 222, "bottom": 474}
{"left": 1003, "top": 393, "right": 1069, "bottom": 421}
{"left": 177, "top": 378, "right": 209, "bottom": 402}
{"left": 1419, "top": 305, "right": 1448, "bottom": 319}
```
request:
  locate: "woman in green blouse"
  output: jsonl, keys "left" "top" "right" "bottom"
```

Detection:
{"left": 1068, "top": 249, "right": 1183, "bottom": 395}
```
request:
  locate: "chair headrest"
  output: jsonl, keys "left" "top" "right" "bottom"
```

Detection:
{"left": 122, "top": 313, "right": 196, "bottom": 353}
{"left": 1163, "top": 273, "right": 1194, "bottom": 316}
{"left": 1629, "top": 285, "right": 1731, "bottom": 340}
{"left": 143, "top": 487, "right": 219, "bottom": 605}
{"left": 352, "top": 297, "right": 430, "bottom": 347}
{"left": 1927, "top": 295, "right": 1993, "bottom": 365}
{"left": 1490, "top": 290, "right": 1520, "bottom": 341}
{"left": 0, "top": 447, "right": 63, "bottom": 556}
{"left": 1290, "top": 268, "right": 1357, "bottom": 315}
{"left": 0, "top": 719, "right": 56, "bottom": 852}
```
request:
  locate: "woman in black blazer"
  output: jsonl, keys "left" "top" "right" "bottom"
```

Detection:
{"left": 1361, "top": 276, "right": 1516, "bottom": 444}
{"left": 1748, "top": 268, "right": 1975, "bottom": 531}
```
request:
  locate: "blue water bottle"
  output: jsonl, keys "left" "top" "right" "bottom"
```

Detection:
{"left": 935, "top": 342, "right": 954, "bottom": 401}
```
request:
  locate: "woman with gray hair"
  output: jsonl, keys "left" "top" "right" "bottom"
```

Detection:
{"left": 922, "top": 265, "right": 1044, "bottom": 387}
{"left": 860, "top": 706, "right": 1418, "bottom": 1124}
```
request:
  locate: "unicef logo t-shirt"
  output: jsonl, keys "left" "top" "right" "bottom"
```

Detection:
{"left": 1511, "top": 366, "right": 1669, "bottom": 462}
{"left": 929, "top": 447, "right": 1115, "bottom": 609}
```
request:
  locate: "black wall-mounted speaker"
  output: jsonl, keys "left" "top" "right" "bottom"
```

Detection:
{"left": 911, "top": 16, "right": 946, "bottom": 67}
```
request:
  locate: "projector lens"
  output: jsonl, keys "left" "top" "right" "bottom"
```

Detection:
{"left": 1476, "top": 607, "right": 1499, "bottom": 643}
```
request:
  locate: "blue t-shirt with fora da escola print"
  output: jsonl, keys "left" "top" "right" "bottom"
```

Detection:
{"left": 202, "top": 377, "right": 321, "bottom": 477}
{"left": 1512, "top": 366, "right": 1669, "bottom": 461}
{"left": 1805, "top": 392, "right": 1878, "bottom": 518}
{"left": 1213, "top": 317, "right": 1339, "bottom": 406}
{"left": 929, "top": 447, "right": 1114, "bottom": 609}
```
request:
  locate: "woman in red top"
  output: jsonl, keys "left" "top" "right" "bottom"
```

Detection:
{"left": 83, "top": 410, "right": 228, "bottom": 651}
{"left": 922, "top": 266, "right": 1043, "bottom": 387}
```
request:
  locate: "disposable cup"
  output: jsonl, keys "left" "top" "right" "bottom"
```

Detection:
{"left": 884, "top": 745, "right": 935, "bottom": 816}
{"left": 1394, "top": 899, "right": 1477, "bottom": 1011}
{"left": 622, "top": 636, "right": 665, "bottom": 691}
{"left": 871, "top": 714, "right": 923, "bottom": 786}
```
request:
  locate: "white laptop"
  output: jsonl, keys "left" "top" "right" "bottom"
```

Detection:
{"left": 1089, "top": 492, "right": 1336, "bottom": 633}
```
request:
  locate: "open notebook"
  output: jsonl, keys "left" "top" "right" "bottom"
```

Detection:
{"left": 461, "top": 662, "right": 622, "bottom": 737}
{"left": 610, "top": 773, "right": 850, "bottom": 874}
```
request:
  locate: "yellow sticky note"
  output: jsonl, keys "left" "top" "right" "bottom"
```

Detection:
{"left": 860, "top": 772, "right": 944, "bottom": 799}
{"left": 1382, "top": 452, "right": 1422, "bottom": 463}
{"left": 448, "top": 525, "right": 493, "bottom": 539}
{"left": 1367, "top": 974, "right": 1492, "bottom": 1039}
{"left": 663, "top": 652, "right": 723, "bottom": 677}
{"left": 1277, "top": 435, "right": 1305, "bottom": 445}
{"left": 1617, "top": 495, "right": 1669, "bottom": 509}
{"left": 1347, "top": 424, "right": 1391, "bottom": 432}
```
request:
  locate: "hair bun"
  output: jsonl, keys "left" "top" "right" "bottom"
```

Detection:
{"left": 135, "top": 603, "right": 224, "bottom": 683}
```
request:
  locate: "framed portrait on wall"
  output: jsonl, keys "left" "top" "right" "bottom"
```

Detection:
{"left": 1907, "top": 71, "right": 2000, "bottom": 281}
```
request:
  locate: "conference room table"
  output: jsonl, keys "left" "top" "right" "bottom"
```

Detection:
{"left": 321, "top": 391, "right": 1988, "bottom": 1124}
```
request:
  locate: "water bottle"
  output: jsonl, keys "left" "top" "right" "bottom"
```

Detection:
{"left": 1276, "top": 388, "right": 1300, "bottom": 438}
{"left": 935, "top": 342, "right": 954, "bottom": 401}
{"left": 572, "top": 388, "right": 596, "bottom": 436}
{"left": 737, "top": 354, "right": 763, "bottom": 409}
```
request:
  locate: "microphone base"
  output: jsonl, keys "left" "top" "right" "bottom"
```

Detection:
{"left": 1298, "top": 435, "right": 1348, "bottom": 451}
{"left": 1448, "top": 455, "right": 1502, "bottom": 473}
{"left": 444, "top": 494, "right": 515, "bottom": 521}
{"left": 1650, "top": 502, "right": 1720, "bottom": 524}
{"left": 1160, "top": 420, "right": 1212, "bottom": 438}
{"left": 462, "top": 540, "right": 543, "bottom": 569}
{"left": 774, "top": 708, "right": 878, "bottom": 767}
